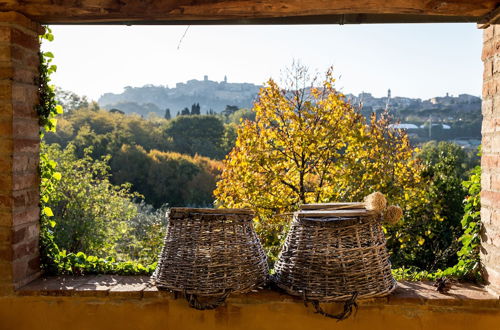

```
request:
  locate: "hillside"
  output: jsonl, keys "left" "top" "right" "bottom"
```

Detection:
{"left": 97, "top": 78, "right": 480, "bottom": 124}
{"left": 98, "top": 76, "right": 261, "bottom": 117}
{"left": 94, "top": 80, "right": 484, "bottom": 148}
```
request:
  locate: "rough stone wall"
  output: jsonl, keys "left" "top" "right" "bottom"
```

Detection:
{"left": 481, "top": 24, "right": 500, "bottom": 296}
{"left": 0, "top": 12, "right": 42, "bottom": 294}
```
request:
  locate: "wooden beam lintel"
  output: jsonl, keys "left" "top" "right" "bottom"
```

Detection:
{"left": 45, "top": 13, "right": 480, "bottom": 26}
{"left": 478, "top": 6, "right": 500, "bottom": 29}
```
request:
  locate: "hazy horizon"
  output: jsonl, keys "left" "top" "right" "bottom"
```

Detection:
{"left": 44, "top": 23, "right": 483, "bottom": 101}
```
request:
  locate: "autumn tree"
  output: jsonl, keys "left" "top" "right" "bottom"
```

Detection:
{"left": 214, "top": 65, "right": 426, "bottom": 258}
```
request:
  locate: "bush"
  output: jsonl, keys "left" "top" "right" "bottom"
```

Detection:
{"left": 43, "top": 143, "right": 140, "bottom": 258}
{"left": 392, "top": 165, "right": 482, "bottom": 281}
{"left": 386, "top": 142, "right": 476, "bottom": 271}
{"left": 121, "top": 202, "right": 169, "bottom": 266}
{"left": 40, "top": 143, "right": 169, "bottom": 275}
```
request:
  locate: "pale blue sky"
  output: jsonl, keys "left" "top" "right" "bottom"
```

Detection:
{"left": 44, "top": 23, "right": 483, "bottom": 101}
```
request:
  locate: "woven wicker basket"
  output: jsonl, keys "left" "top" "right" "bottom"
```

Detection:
{"left": 274, "top": 208, "right": 396, "bottom": 308}
{"left": 153, "top": 208, "right": 268, "bottom": 309}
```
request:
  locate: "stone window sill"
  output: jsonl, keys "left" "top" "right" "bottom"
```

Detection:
{"left": 16, "top": 276, "right": 500, "bottom": 308}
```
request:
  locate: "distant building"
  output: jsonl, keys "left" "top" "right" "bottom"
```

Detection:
{"left": 419, "top": 123, "right": 452, "bottom": 130}
{"left": 389, "top": 123, "right": 419, "bottom": 130}
{"left": 451, "top": 139, "right": 481, "bottom": 150}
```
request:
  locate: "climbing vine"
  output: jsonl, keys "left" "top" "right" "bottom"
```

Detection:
{"left": 453, "top": 165, "right": 482, "bottom": 280}
{"left": 37, "top": 27, "right": 62, "bottom": 132}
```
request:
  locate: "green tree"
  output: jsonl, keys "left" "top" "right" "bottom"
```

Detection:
{"left": 123, "top": 202, "right": 169, "bottom": 265}
{"left": 164, "top": 115, "right": 226, "bottom": 159}
{"left": 222, "top": 105, "right": 239, "bottom": 116}
{"left": 191, "top": 103, "right": 201, "bottom": 115}
{"left": 221, "top": 123, "right": 238, "bottom": 155}
{"left": 227, "top": 108, "right": 256, "bottom": 124}
{"left": 55, "top": 88, "right": 89, "bottom": 113}
{"left": 146, "top": 150, "right": 200, "bottom": 207}
{"left": 110, "top": 144, "right": 151, "bottom": 196}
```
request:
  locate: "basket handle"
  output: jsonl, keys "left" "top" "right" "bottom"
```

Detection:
{"left": 183, "top": 289, "right": 232, "bottom": 310}
{"left": 304, "top": 292, "right": 358, "bottom": 321}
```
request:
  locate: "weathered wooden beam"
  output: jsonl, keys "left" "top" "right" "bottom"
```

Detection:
{"left": 0, "top": 0, "right": 495, "bottom": 25}
{"left": 36, "top": 14, "right": 480, "bottom": 26}
{"left": 478, "top": 6, "right": 500, "bottom": 29}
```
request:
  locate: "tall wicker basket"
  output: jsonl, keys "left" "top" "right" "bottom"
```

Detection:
{"left": 153, "top": 208, "right": 268, "bottom": 309}
{"left": 273, "top": 208, "right": 396, "bottom": 319}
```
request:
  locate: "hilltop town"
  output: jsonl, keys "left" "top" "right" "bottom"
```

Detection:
{"left": 98, "top": 76, "right": 260, "bottom": 117}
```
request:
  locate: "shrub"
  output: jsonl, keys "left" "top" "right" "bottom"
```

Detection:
{"left": 42, "top": 143, "right": 139, "bottom": 258}
{"left": 387, "top": 142, "right": 475, "bottom": 271}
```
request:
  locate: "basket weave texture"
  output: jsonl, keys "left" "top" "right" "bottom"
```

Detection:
{"left": 274, "top": 210, "right": 397, "bottom": 302}
{"left": 154, "top": 208, "right": 268, "bottom": 296}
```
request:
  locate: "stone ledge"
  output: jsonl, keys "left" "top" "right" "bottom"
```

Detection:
{"left": 15, "top": 275, "right": 500, "bottom": 308}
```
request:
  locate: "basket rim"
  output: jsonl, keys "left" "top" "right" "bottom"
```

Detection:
{"left": 300, "top": 202, "right": 365, "bottom": 210}
{"left": 295, "top": 209, "right": 378, "bottom": 220}
{"left": 169, "top": 207, "right": 254, "bottom": 216}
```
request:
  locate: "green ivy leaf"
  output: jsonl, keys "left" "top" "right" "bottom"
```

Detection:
{"left": 43, "top": 207, "right": 54, "bottom": 217}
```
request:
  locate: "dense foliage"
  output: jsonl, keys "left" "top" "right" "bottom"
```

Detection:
{"left": 43, "top": 144, "right": 139, "bottom": 256}
{"left": 112, "top": 145, "right": 222, "bottom": 207}
{"left": 387, "top": 142, "right": 478, "bottom": 271}
{"left": 393, "top": 164, "right": 481, "bottom": 281}
{"left": 165, "top": 115, "right": 228, "bottom": 159}
{"left": 45, "top": 106, "right": 227, "bottom": 207}
{"left": 41, "top": 143, "right": 164, "bottom": 274}
{"left": 38, "top": 29, "right": 160, "bottom": 275}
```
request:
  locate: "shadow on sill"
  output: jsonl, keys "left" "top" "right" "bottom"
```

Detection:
{"left": 14, "top": 275, "right": 500, "bottom": 308}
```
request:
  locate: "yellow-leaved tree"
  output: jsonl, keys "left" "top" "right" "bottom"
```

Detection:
{"left": 214, "top": 65, "right": 426, "bottom": 259}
